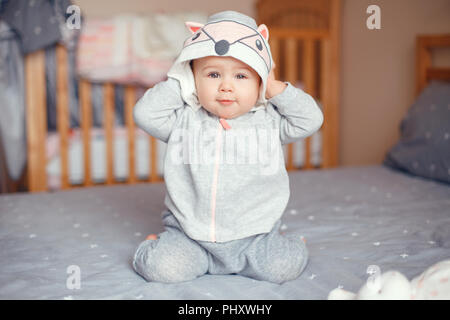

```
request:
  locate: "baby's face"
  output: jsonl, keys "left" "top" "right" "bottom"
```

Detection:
{"left": 193, "top": 56, "right": 261, "bottom": 119}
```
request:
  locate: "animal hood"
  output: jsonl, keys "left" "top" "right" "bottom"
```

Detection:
{"left": 167, "top": 11, "right": 273, "bottom": 111}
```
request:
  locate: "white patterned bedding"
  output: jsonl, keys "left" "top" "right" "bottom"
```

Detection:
{"left": 0, "top": 165, "right": 449, "bottom": 299}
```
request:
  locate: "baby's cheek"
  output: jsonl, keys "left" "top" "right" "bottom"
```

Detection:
{"left": 197, "top": 93, "right": 211, "bottom": 109}
{"left": 239, "top": 93, "right": 259, "bottom": 112}
{"left": 195, "top": 79, "right": 213, "bottom": 104}
{"left": 247, "top": 82, "right": 261, "bottom": 104}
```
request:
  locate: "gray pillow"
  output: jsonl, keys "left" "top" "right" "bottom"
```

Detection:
{"left": 384, "top": 81, "right": 450, "bottom": 184}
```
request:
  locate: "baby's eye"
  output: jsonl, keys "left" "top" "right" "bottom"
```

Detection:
{"left": 207, "top": 72, "right": 220, "bottom": 78}
{"left": 236, "top": 74, "right": 247, "bottom": 79}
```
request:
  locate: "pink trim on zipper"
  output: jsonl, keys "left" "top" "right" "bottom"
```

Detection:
{"left": 210, "top": 121, "right": 223, "bottom": 242}
{"left": 219, "top": 118, "right": 231, "bottom": 130}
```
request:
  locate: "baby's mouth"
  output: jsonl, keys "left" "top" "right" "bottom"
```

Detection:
{"left": 217, "top": 99, "right": 235, "bottom": 106}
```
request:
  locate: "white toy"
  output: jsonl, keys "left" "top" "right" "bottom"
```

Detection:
{"left": 328, "top": 260, "right": 450, "bottom": 300}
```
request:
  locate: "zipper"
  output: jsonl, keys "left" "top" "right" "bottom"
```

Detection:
{"left": 209, "top": 118, "right": 230, "bottom": 242}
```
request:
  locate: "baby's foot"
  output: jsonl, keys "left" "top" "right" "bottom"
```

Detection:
{"left": 145, "top": 234, "right": 157, "bottom": 240}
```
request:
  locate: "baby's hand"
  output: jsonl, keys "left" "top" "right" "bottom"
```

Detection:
{"left": 265, "top": 64, "right": 287, "bottom": 99}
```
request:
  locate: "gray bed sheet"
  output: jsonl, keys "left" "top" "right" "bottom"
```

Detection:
{"left": 0, "top": 165, "right": 449, "bottom": 300}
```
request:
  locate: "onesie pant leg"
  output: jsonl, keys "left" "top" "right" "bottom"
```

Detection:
{"left": 239, "top": 230, "right": 308, "bottom": 284}
{"left": 238, "top": 223, "right": 308, "bottom": 284}
{"left": 132, "top": 212, "right": 209, "bottom": 283}
{"left": 199, "top": 220, "right": 308, "bottom": 284}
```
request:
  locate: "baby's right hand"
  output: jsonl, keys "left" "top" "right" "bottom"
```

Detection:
{"left": 265, "top": 64, "right": 287, "bottom": 99}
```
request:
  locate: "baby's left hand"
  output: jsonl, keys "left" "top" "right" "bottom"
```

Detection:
{"left": 265, "top": 64, "right": 287, "bottom": 99}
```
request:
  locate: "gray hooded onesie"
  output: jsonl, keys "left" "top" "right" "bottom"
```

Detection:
{"left": 132, "top": 11, "right": 323, "bottom": 283}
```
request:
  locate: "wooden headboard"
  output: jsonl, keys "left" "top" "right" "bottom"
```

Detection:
{"left": 416, "top": 34, "right": 450, "bottom": 95}
{"left": 256, "top": 0, "right": 341, "bottom": 170}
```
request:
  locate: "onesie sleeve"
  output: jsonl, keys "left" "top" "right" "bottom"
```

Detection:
{"left": 268, "top": 82, "right": 324, "bottom": 145}
{"left": 133, "top": 77, "right": 185, "bottom": 143}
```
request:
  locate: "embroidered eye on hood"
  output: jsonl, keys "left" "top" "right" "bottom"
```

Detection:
{"left": 167, "top": 11, "right": 273, "bottom": 112}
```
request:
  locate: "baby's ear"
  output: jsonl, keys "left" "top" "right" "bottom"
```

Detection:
{"left": 258, "top": 24, "right": 269, "bottom": 41}
{"left": 185, "top": 21, "right": 204, "bottom": 34}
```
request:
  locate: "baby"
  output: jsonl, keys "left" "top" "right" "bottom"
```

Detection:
{"left": 132, "top": 11, "right": 323, "bottom": 284}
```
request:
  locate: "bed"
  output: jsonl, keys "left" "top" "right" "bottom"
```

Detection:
{"left": 1, "top": 0, "right": 450, "bottom": 299}
{"left": 1, "top": 164, "right": 449, "bottom": 299}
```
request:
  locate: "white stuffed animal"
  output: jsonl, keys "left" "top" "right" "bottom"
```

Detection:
{"left": 328, "top": 260, "right": 450, "bottom": 300}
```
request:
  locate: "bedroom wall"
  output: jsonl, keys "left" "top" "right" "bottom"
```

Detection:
{"left": 72, "top": 0, "right": 255, "bottom": 17}
{"left": 73, "top": 0, "right": 450, "bottom": 167}
{"left": 341, "top": 0, "right": 450, "bottom": 167}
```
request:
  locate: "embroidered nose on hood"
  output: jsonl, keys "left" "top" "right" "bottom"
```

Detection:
{"left": 167, "top": 11, "right": 273, "bottom": 111}
{"left": 215, "top": 40, "right": 230, "bottom": 55}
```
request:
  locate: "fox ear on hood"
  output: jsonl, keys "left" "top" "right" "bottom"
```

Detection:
{"left": 257, "top": 24, "right": 269, "bottom": 41}
{"left": 185, "top": 21, "right": 204, "bottom": 34}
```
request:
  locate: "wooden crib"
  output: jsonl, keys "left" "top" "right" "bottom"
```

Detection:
{"left": 24, "top": 0, "right": 342, "bottom": 192}
{"left": 416, "top": 34, "right": 450, "bottom": 95}
{"left": 258, "top": 0, "right": 341, "bottom": 172}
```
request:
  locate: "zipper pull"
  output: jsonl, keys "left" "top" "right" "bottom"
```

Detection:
{"left": 219, "top": 118, "right": 231, "bottom": 130}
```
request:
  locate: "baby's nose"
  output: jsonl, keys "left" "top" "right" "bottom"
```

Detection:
{"left": 219, "top": 78, "right": 233, "bottom": 92}
{"left": 219, "top": 81, "right": 233, "bottom": 92}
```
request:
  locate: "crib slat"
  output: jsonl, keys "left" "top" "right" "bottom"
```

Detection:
{"left": 320, "top": 39, "right": 331, "bottom": 169}
{"left": 149, "top": 137, "right": 159, "bottom": 182}
{"left": 103, "top": 83, "right": 115, "bottom": 185}
{"left": 55, "top": 45, "right": 70, "bottom": 189}
{"left": 124, "top": 86, "right": 137, "bottom": 183}
{"left": 285, "top": 38, "right": 298, "bottom": 171}
{"left": 329, "top": 0, "right": 341, "bottom": 168}
{"left": 25, "top": 50, "right": 47, "bottom": 192}
{"left": 269, "top": 37, "right": 280, "bottom": 78}
{"left": 303, "top": 39, "right": 316, "bottom": 170}
{"left": 303, "top": 39, "right": 317, "bottom": 97}
{"left": 79, "top": 79, "right": 93, "bottom": 186}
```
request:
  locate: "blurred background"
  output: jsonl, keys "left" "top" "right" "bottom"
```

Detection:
{"left": 0, "top": 0, "right": 449, "bottom": 193}
{"left": 74, "top": 0, "right": 450, "bottom": 165}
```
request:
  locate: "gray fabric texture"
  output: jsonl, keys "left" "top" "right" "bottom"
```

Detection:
{"left": 133, "top": 78, "right": 323, "bottom": 242}
{"left": 133, "top": 211, "right": 308, "bottom": 284}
